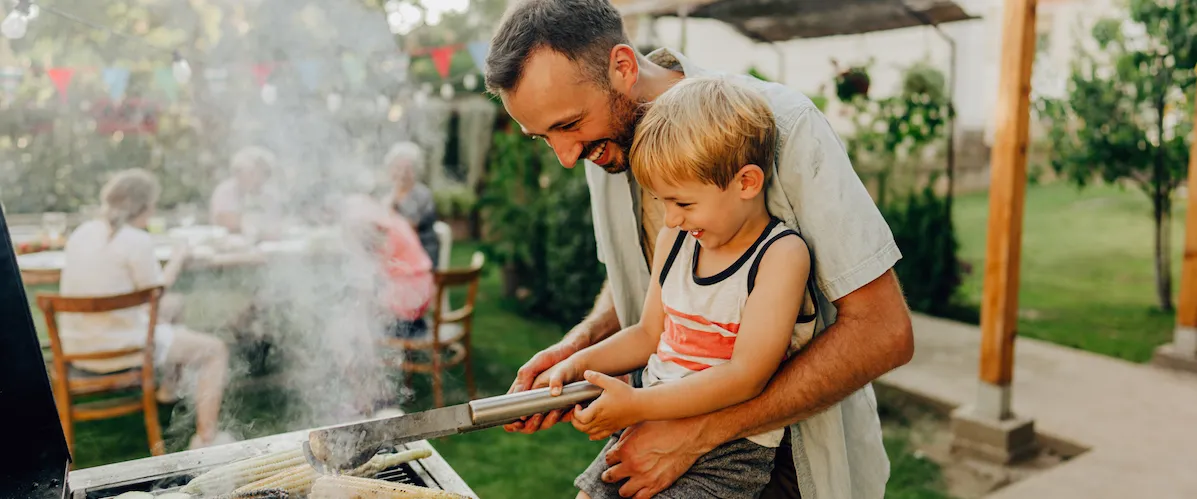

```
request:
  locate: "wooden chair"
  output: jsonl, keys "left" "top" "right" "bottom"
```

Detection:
{"left": 383, "top": 252, "right": 484, "bottom": 408}
{"left": 37, "top": 287, "right": 166, "bottom": 458}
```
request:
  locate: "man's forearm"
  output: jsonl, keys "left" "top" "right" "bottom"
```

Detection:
{"left": 567, "top": 280, "right": 621, "bottom": 347}
{"left": 697, "top": 272, "right": 914, "bottom": 444}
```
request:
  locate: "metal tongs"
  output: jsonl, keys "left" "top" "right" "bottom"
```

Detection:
{"left": 303, "top": 381, "right": 603, "bottom": 473}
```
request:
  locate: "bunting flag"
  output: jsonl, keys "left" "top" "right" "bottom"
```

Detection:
{"left": 467, "top": 42, "right": 489, "bottom": 72}
{"left": 430, "top": 46, "right": 456, "bottom": 79}
{"left": 296, "top": 59, "right": 322, "bottom": 91}
{"left": 154, "top": 67, "right": 179, "bottom": 102}
{"left": 341, "top": 53, "right": 366, "bottom": 88}
{"left": 204, "top": 67, "right": 228, "bottom": 94}
{"left": 251, "top": 63, "right": 274, "bottom": 87}
{"left": 102, "top": 67, "right": 130, "bottom": 101}
{"left": 46, "top": 68, "right": 74, "bottom": 104}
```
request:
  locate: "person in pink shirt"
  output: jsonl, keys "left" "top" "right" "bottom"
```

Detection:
{"left": 341, "top": 194, "right": 435, "bottom": 339}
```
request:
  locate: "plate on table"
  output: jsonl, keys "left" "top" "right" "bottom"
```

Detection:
{"left": 168, "top": 225, "right": 229, "bottom": 245}
{"left": 17, "top": 250, "right": 66, "bottom": 271}
{"left": 154, "top": 245, "right": 174, "bottom": 261}
{"left": 258, "top": 238, "right": 309, "bottom": 254}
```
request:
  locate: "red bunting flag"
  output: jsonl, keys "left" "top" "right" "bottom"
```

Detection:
{"left": 252, "top": 63, "right": 274, "bottom": 87}
{"left": 47, "top": 68, "right": 74, "bottom": 104}
{"left": 430, "top": 46, "right": 455, "bottom": 79}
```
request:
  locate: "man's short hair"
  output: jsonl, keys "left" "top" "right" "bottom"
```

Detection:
{"left": 630, "top": 77, "right": 777, "bottom": 192}
{"left": 485, "top": 0, "right": 630, "bottom": 94}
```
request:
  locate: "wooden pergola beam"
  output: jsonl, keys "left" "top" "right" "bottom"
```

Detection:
{"left": 978, "top": 0, "right": 1038, "bottom": 402}
{"left": 949, "top": 0, "right": 1040, "bottom": 465}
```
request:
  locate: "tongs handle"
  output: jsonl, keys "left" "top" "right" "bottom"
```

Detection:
{"left": 469, "top": 381, "right": 603, "bottom": 426}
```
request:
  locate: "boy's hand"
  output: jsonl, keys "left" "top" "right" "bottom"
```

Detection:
{"left": 544, "top": 357, "right": 585, "bottom": 396}
{"left": 572, "top": 371, "right": 643, "bottom": 441}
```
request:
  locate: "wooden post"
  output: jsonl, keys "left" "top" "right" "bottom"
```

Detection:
{"left": 1155, "top": 76, "right": 1197, "bottom": 370}
{"left": 977, "top": 0, "right": 1038, "bottom": 419}
{"left": 950, "top": 0, "right": 1040, "bottom": 464}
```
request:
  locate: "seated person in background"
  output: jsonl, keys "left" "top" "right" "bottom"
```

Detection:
{"left": 209, "top": 145, "right": 282, "bottom": 239}
{"left": 381, "top": 141, "right": 440, "bottom": 268}
{"left": 341, "top": 194, "right": 436, "bottom": 339}
{"left": 60, "top": 168, "right": 234, "bottom": 450}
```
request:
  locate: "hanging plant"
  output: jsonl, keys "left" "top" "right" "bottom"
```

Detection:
{"left": 835, "top": 66, "right": 871, "bottom": 103}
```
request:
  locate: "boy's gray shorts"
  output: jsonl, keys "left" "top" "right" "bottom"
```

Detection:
{"left": 575, "top": 432, "right": 776, "bottom": 499}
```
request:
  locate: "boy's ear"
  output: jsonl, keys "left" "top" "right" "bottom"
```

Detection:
{"left": 736, "top": 164, "right": 767, "bottom": 198}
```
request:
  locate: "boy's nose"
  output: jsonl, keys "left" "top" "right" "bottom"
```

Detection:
{"left": 665, "top": 210, "right": 684, "bottom": 229}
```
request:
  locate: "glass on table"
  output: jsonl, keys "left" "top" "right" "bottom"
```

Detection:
{"left": 176, "top": 203, "right": 198, "bottom": 228}
{"left": 42, "top": 212, "right": 67, "bottom": 244}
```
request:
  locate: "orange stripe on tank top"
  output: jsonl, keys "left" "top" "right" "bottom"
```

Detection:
{"left": 661, "top": 315, "right": 737, "bottom": 360}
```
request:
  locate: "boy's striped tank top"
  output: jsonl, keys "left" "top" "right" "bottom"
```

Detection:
{"left": 643, "top": 218, "right": 818, "bottom": 447}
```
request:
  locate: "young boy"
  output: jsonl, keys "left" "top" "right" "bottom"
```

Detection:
{"left": 543, "top": 76, "right": 820, "bottom": 499}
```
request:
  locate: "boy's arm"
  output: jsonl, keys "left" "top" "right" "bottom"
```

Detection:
{"left": 634, "top": 235, "right": 810, "bottom": 422}
{"left": 547, "top": 228, "right": 679, "bottom": 391}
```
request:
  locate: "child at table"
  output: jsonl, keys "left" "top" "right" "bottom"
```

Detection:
{"left": 542, "top": 77, "right": 819, "bottom": 499}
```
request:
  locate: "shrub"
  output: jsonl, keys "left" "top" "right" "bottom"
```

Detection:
{"left": 480, "top": 121, "right": 605, "bottom": 327}
{"left": 880, "top": 181, "right": 965, "bottom": 318}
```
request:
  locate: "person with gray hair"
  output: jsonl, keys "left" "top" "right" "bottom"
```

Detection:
{"left": 381, "top": 141, "right": 440, "bottom": 268}
{"left": 60, "top": 168, "right": 234, "bottom": 450}
{"left": 210, "top": 145, "right": 280, "bottom": 236}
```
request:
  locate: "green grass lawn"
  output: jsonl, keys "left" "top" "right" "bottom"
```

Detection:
{"left": 26, "top": 243, "right": 950, "bottom": 498}
{"left": 953, "top": 181, "right": 1183, "bottom": 362}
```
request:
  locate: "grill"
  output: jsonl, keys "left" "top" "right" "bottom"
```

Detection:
{"left": 66, "top": 427, "right": 476, "bottom": 498}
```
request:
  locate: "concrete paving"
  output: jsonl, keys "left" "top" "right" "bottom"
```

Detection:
{"left": 878, "top": 314, "right": 1197, "bottom": 499}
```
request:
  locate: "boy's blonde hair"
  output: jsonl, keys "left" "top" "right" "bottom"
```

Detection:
{"left": 630, "top": 76, "right": 776, "bottom": 192}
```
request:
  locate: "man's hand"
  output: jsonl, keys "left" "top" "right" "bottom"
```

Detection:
{"left": 502, "top": 332, "right": 589, "bottom": 434}
{"left": 600, "top": 418, "right": 716, "bottom": 499}
{"left": 571, "top": 371, "right": 641, "bottom": 441}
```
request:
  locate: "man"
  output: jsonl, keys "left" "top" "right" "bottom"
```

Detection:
{"left": 484, "top": 1, "right": 914, "bottom": 498}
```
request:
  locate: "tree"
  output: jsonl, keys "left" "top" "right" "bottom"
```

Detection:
{"left": 1038, "top": 0, "right": 1197, "bottom": 311}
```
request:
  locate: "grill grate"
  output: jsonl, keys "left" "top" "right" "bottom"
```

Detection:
{"left": 83, "top": 452, "right": 431, "bottom": 498}
{"left": 375, "top": 461, "right": 429, "bottom": 487}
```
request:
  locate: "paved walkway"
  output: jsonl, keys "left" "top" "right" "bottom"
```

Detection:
{"left": 878, "top": 314, "right": 1197, "bottom": 499}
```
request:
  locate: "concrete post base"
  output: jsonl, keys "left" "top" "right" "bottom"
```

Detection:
{"left": 1152, "top": 343, "right": 1197, "bottom": 373}
{"left": 950, "top": 405, "right": 1038, "bottom": 464}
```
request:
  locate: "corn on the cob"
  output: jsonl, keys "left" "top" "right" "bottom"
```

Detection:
{"left": 233, "top": 463, "right": 320, "bottom": 496}
{"left": 232, "top": 448, "right": 435, "bottom": 497}
{"left": 180, "top": 448, "right": 306, "bottom": 495}
{"left": 310, "top": 474, "right": 471, "bottom": 499}
{"left": 350, "top": 448, "right": 433, "bottom": 476}
{"left": 212, "top": 490, "right": 291, "bottom": 499}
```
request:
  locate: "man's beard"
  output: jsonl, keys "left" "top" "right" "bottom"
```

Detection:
{"left": 585, "top": 90, "right": 643, "bottom": 174}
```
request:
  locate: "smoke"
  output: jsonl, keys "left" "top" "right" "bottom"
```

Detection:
{"left": 156, "top": 0, "right": 455, "bottom": 441}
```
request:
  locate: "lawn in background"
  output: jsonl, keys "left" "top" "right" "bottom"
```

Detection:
{"left": 953, "top": 181, "right": 1183, "bottom": 362}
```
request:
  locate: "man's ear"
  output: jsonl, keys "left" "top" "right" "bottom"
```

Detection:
{"left": 736, "top": 164, "right": 767, "bottom": 198}
{"left": 609, "top": 44, "right": 640, "bottom": 93}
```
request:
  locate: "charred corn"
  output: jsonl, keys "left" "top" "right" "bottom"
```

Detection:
{"left": 180, "top": 448, "right": 306, "bottom": 495}
{"left": 310, "top": 474, "right": 470, "bottom": 499}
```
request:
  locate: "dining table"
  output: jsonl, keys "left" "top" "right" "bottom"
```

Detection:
{"left": 15, "top": 224, "right": 344, "bottom": 286}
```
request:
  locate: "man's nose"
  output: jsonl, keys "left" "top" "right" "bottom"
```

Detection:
{"left": 550, "top": 139, "right": 584, "bottom": 168}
